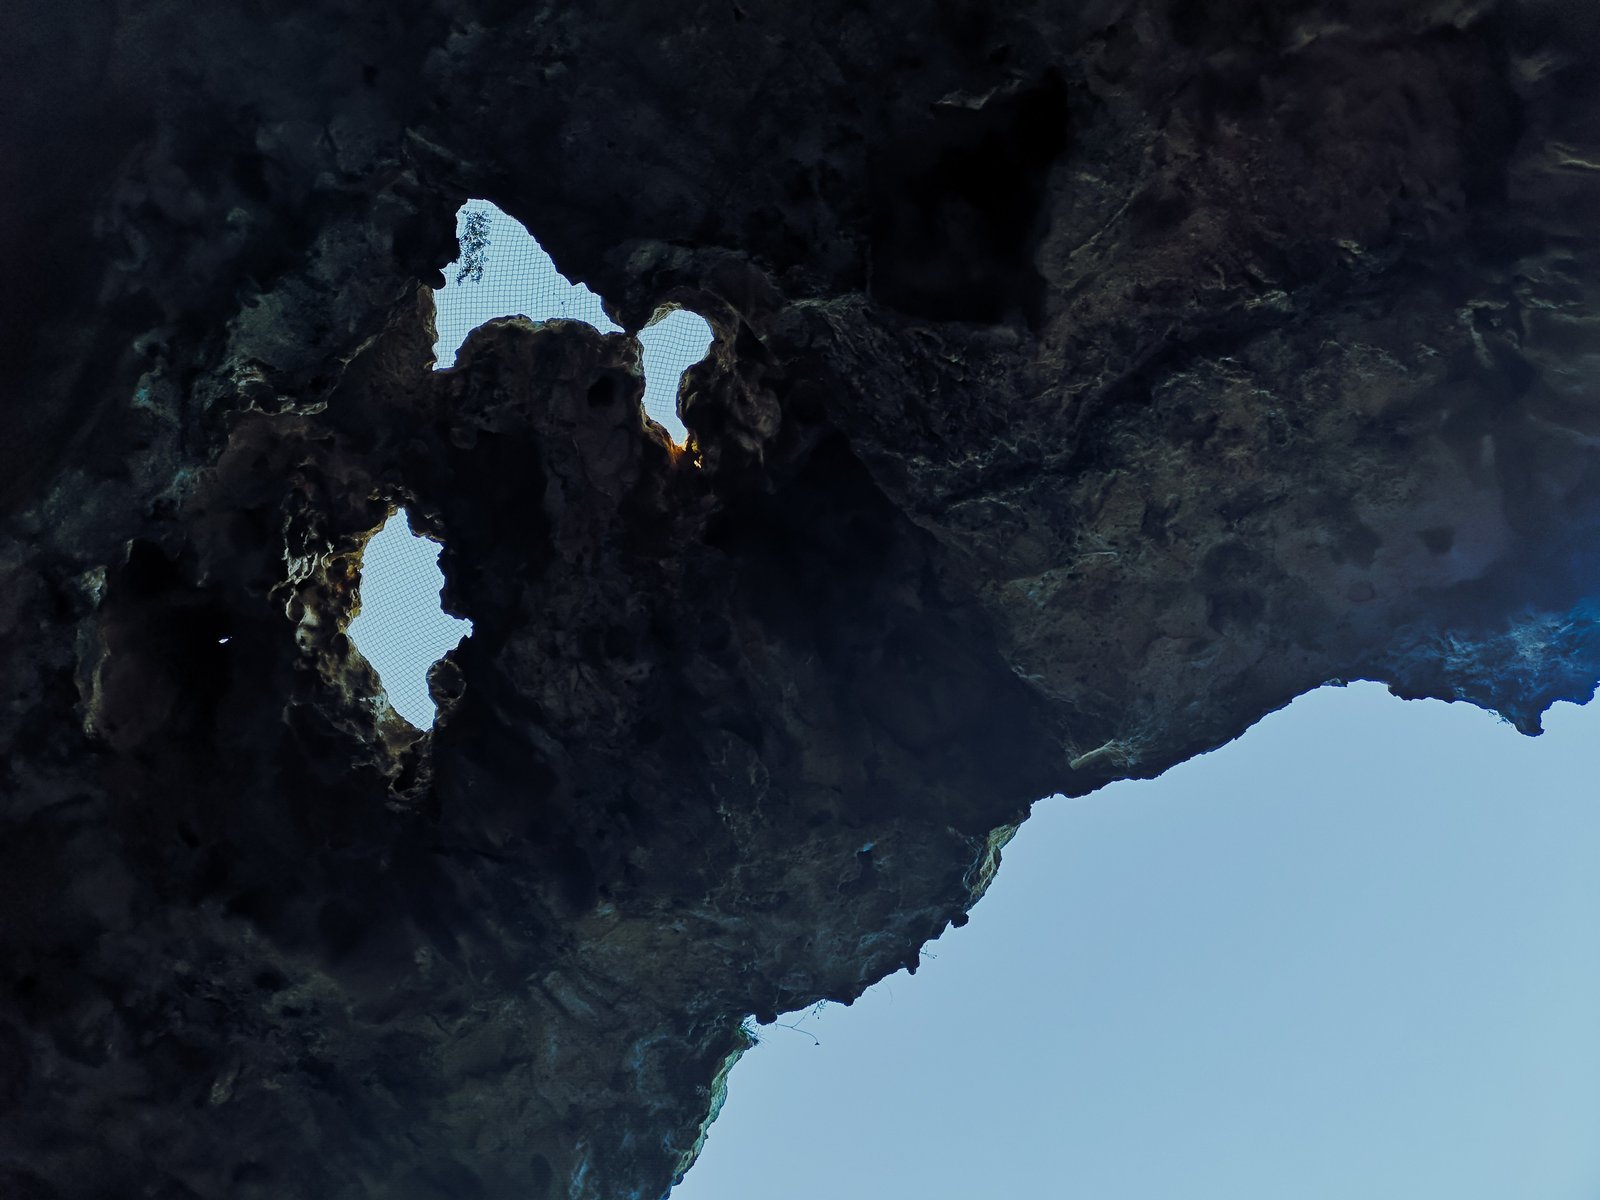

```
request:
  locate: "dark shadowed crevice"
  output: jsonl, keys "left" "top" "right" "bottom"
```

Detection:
{"left": 868, "top": 70, "right": 1069, "bottom": 328}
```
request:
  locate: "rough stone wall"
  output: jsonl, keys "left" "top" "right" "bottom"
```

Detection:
{"left": 2, "top": 2, "right": 1598, "bottom": 1197}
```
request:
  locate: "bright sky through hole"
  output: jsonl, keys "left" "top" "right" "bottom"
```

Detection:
{"left": 674, "top": 681, "right": 1600, "bottom": 1200}
{"left": 345, "top": 509, "right": 472, "bottom": 730}
{"left": 639, "top": 308, "right": 716, "bottom": 434}
{"left": 430, "top": 199, "right": 712, "bottom": 444}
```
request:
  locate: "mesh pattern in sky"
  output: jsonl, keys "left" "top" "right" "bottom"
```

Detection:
{"left": 345, "top": 510, "right": 472, "bottom": 730}
{"left": 638, "top": 309, "right": 715, "bottom": 437}
{"left": 431, "top": 199, "right": 713, "bottom": 444}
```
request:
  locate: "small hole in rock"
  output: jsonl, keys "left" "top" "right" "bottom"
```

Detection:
{"left": 346, "top": 509, "right": 472, "bottom": 730}
{"left": 431, "top": 200, "right": 622, "bottom": 371}
{"left": 431, "top": 199, "right": 713, "bottom": 445}
{"left": 638, "top": 306, "right": 715, "bottom": 443}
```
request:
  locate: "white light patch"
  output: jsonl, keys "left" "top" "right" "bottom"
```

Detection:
{"left": 346, "top": 510, "right": 472, "bottom": 730}
{"left": 431, "top": 200, "right": 713, "bottom": 445}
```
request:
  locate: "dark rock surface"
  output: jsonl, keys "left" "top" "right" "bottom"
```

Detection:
{"left": 3, "top": 1, "right": 1599, "bottom": 1196}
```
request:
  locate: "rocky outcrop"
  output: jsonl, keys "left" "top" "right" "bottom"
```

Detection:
{"left": 3, "top": 2, "right": 1598, "bottom": 1197}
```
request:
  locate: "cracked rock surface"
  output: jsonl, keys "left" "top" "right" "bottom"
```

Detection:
{"left": 3, "top": 1, "right": 1599, "bottom": 1197}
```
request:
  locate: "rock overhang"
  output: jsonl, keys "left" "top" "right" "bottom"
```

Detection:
{"left": 1, "top": 2, "right": 1598, "bottom": 1197}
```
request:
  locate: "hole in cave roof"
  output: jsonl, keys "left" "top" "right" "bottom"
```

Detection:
{"left": 345, "top": 508, "right": 471, "bottom": 731}
{"left": 638, "top": 306, "right": 715, "bottom": 441}
{"left": 431, "top": 199, "right": 714, "bottom": 446}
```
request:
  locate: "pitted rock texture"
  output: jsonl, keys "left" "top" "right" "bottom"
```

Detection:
{"left": 3, "top": 2, "right": 1600, "bottom": 1197}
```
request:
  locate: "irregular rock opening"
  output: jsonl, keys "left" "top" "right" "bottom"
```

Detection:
{"left": 345, "top": 508, "right": 471, "bottom": 730}
{"left": 638, "top": 306, "right": 716, "bottom": 440}
{"left": 431, "top": 199, "right": 623, "bottom": 370}
{"left": 431, "top": 199, "right": 713, "bottom": 444}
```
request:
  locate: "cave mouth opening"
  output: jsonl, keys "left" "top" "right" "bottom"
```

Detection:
{"left": 345, "top": 507, "right": 472, "bottom": 731}
{"left": 674, "top": 683, "right": 1600, "bottom": 1200}
{"left": 430, "top": 199, "right": 713, "bottom": 446}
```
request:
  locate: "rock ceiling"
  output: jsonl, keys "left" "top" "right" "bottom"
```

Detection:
{"left": 2, "top": 1, "right": 1598, "bottom": 1196}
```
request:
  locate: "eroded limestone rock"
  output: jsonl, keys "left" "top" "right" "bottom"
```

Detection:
{"left": 2, "top": 2, "right": 1598, "bottom": 1196}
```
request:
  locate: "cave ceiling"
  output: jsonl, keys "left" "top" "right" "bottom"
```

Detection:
{"left": 2, "top": 1, "right": 1599, "bottom": 1197}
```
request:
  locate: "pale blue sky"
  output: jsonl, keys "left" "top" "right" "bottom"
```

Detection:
{"left": 345, "top": 508, "right": 470, "bottom": 729}
{"left": 675, "top": 682, "right": 1600, "bottom": 1200}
